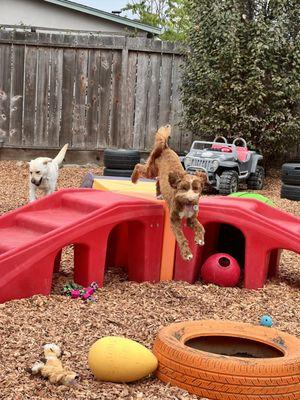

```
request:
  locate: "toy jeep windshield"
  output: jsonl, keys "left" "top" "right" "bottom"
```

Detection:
{"left": 183, "top": 136, "right": 264, "bottom": 195}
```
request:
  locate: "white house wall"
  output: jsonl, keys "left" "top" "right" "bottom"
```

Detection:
{"left": 0, "top": 0, "right": 140, "bottom": 34}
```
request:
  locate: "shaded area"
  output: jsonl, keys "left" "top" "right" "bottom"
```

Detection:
{"left": 186, "top": 335, "right": 284, "bottom": 359}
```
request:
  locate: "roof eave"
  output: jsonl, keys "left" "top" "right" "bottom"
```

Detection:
{"left": 42, "top": 0, "right": 162, "bottom": 35}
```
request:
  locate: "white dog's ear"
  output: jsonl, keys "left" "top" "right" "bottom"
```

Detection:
{"left": 43, "top": 158, "right": 52, "bottom": 164}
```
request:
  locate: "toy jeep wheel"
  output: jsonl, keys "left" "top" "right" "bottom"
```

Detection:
{"left": 247, "top": 166, "right": 264, "bottom": 190}
{"left": 219, "top": 171, "right": 239, "bottom": 195}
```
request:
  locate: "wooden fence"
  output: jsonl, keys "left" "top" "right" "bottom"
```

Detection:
{"left": 0, "top": 31, "right": 191, "bottom": 155}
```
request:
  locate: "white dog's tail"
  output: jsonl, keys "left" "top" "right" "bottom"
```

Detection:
{"left": 53, "top": 144, "right": 68, "bottom": 165}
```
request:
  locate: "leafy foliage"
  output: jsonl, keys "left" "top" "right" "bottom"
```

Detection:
{"left": 181, "top": 0, "right": 300, "bottom": 162}
{"left": 122, "top": 0, "right": 189, "bottom": 41}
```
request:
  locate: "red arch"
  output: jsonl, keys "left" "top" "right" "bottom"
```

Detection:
{"left": 0, "top": 189, "right": 164, "bottom": 303}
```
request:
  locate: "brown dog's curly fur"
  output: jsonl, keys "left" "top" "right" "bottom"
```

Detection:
{"left": 131, "top": 125, "right": 207, "bottom": 261}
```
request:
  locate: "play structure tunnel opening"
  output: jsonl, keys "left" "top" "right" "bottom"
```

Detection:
{"left": 106, "top": 222, "right": 129, "bottom": 272}
{"left": 52, "top": 219, "right": 149, "bottom": 286}
{"left": 267, "top": 249, "right": 300, "bottom": 281}
{"left": 53, "top": 245, "right": 74, "bottom": 274}
{"left": 203, "top": 223, "right": 245, "bottom": 269}
{"left": 54, "top": 223, "right": 133, "bottom": 276}
{"left": 105, "top": 220, "right": 147, "bottom": 274}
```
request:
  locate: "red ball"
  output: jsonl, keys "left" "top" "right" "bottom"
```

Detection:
{"left": 200, "top": 253, "right": 241, "bottom": 287}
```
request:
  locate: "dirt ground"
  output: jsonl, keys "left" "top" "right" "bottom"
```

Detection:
{"left": 0, "top": 161, "right": 299, "bottom": 400}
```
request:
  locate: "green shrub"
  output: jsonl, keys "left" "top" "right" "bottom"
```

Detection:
{"left": 181, "top": 0, "right": 300, "bottom": 163}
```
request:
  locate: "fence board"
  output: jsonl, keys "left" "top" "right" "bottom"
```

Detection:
{"left": 180, "top": 131, "right": 192, "bottom": 152}
{"left": 35, "top": 47, "right": 50, "bottom": 145}
{"left": 145, "top": 53, "right": 161, "bottom": 149}
{"left": 122, "top": 51, "right": 137, "bottom": 148}
{"left": 0, "top": 45, "right": 11, "bottom": 140}
{"left": 0, "top": 31, "right": 181, "bottom": 54}
{"left": 158, "top": 54, "right": 173, "bottom": 127}
{"left": 0, "top": 33, "right": 189, "bottom": 154}
{"left": 133, "top": 52, "right": 150, "bottom": 149}
{"left": 60, "top": 48, "right": 76, "bottom": 146}
{"left": 73, "top": 49, "right": 88, "bottom": 148}
{"left": 23, "top": 46, "right": 38, "bottom": 146}
{"left": 109, "top": 50, "right": 122, "bottom": 147}
{"left": 119, "top": 47, "right": 128, "bottom": 148}
{"left": 98, "top": 50, "right": 113, "bottom": 148}
{"left": 9, "top": 45, "right": 24, "bottom": 145}
{"left": 86, "top": 49, "right": 100, "bottom": 148}
{"left": 48, "top": 48, "right": 63, "bottom": 147}
{"left": 169, "top": 56, "right": 183, "bottom": 151}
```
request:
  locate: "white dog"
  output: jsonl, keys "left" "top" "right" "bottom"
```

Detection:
{"left": 29, "top": 144, "right": 68, "bottom": 202}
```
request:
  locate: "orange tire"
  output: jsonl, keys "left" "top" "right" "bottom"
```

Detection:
{"left": 153, "top": 320, "right": 300, "bottom": 400}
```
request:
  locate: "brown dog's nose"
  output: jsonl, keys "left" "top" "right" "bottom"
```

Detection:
{"left": 31, "top": 178, "right": 35, "bottom": 184}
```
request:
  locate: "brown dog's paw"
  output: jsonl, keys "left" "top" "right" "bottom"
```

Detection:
{"left": 195, "top": 236, "right": 205, "bottom": 246}
{"left": 185, "top": 253, "right": 193, "bottom": 261}
{"left": 181, "top": 247, "right": 193, "bottom": 261}
{"left": 183, "top": 252, "right": 193, "bottom": 261}
{"left": 131, "top": 171, "right": 139, "bottom": 184}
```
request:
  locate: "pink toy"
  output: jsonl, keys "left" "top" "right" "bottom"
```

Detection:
{"left": 200, "top": 253, "right": 241, "bottom": 287}
{"left": 67, "top": 281, "right": 98, "bottom": 301}
{"left": 0, "top": 189, "right": 164, "bottom": 303}
{"left": 71, "top": 289, "right": 81, "bottom": 299}
{"left": 84, "top": 287, "right": 94, "bottom": 297}
{"left": 81, "top": 284, "right": 97, "bottom": 300}
{"left": 82, "top": 291, "right": 92, "bottom": 301}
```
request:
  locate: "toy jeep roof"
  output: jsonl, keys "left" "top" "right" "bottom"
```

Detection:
{"left": 183, "top": 136, "right": 264, "bottom": 195}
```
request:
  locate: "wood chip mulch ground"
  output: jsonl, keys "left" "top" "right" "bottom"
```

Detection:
{"left": 0, "top": 161, "right": 299, "bottom": 400}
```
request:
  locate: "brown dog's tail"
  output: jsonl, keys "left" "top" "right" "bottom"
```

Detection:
{"left": 147, "top": 124, "right": 171, "bottom": 175}
{"left": 152, "top": 124, "right": 171, "bottom": 158}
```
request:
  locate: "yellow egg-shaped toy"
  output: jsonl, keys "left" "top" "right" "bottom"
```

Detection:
{"left": 88, "top": 336, "right": 158, "bottom": 382}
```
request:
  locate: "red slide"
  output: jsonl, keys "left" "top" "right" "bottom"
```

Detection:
{"left": 174, "top": 196, "right": 300, "bottom": 289}
{"left": 0, "top": 189, "right": 164, "bottom": 303}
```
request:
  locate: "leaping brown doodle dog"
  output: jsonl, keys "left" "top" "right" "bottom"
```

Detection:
{"left": 131, "top": 124, "right": 207, "bottom": 261}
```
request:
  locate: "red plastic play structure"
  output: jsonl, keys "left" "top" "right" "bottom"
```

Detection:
{"left": 0, "top": 188, "right": 299, "bottom": 303}
{"left": 0, "top": 189, "right": 164, "bottom": 303}
{"left": 174, "top": 196, "right": 300, "bottom": 289}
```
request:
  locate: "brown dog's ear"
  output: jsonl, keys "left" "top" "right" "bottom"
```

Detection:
{"left": 169, "top": 171, "right": 184, "bottom": 189}
{"left": 195, "top": 171, "right": 208, "bottom": 185}
{"left": 43, "top": 158, "right": 52, "bottom": 165}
